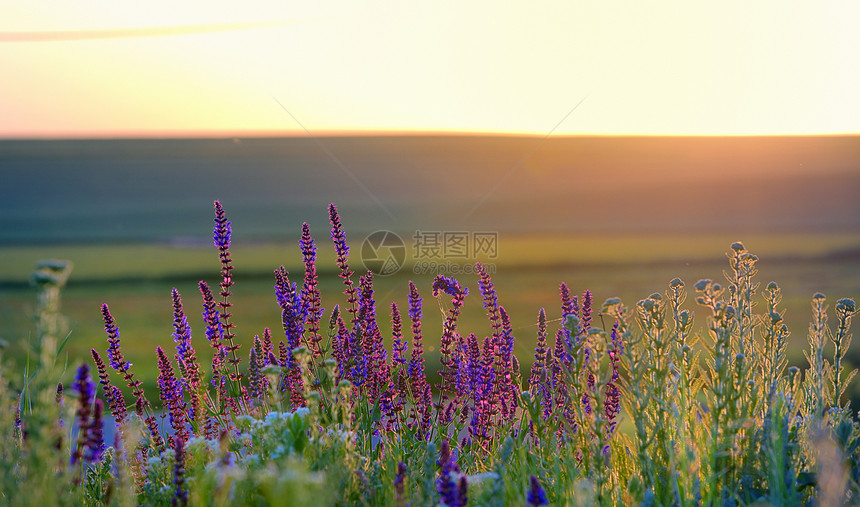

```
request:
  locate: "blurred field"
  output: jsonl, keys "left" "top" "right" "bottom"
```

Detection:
{"left": 2, "top": 231, "right": 858, "bottom": 403}
{"left": 1, "top": 135, "right": 858, "bottom": 404}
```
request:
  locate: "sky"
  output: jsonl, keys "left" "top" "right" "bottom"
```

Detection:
{"left": 1, "top": 1, "right": 859, "bottom": 137}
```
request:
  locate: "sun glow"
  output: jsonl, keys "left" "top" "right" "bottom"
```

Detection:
{"left": 1, "top": 1, "right": 859, "bottom": 138}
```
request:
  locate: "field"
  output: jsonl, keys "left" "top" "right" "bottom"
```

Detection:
{"left": 2, "top": 230, "right": 859, "bottom": 402}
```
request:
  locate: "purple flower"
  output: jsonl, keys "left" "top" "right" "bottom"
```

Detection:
{"left": 109, "top": 385, "right": 128, "bottom": 431}
{"left": 529, "top": 309, "right": 549, "bottom": 404}
{"left": 477, "top": 262, "right": 502, "bottom": 346}
{"left": 433, "top": 275, "right": 470, "bottom": 299}
{"left": 171, "top": 288, "right": 192, "bottom": 364}
{"left": 262, "top": 327, "right": 274, "bottom": 360}
{"left": 559, "top": 283, "right": 573, "bottom": 317}
{"left": 71, "top": 363, "right": 95, "bottom": 466}
{"left": 157, "top": 346, "right": 188, "bottom": 444}
{"left": 581, "top": 289, "right": 593, "bottom": 332}
{"left": 604, "top": 320, "right": 623, "bottom": 436}
{"left": 213, "top": 201, "right": 240, "bottom": 376}
{"left": 432, "top": 275, "right": 468, "bottom": 389}
{"left": 101, "top": 305, "right": 150, "bottom": 415}
{"left": 91, "top": 349, "right": 128, "bottom": 430}
{"left": 391, "top": 302, "right": 407, "bottom": 367}
{"left": 213, "top": 199, "right": 231, "bottom": 250}
{"left": 101, "top": 303, "right": 129, "bottom": 372}
{"left": 499, "top": 306, "right": 518, "bottom": 417}
{"left": 171, "top": 289, "right": 202, "bottom": 424}
{"left": 200, "top": 281, "right": 227, "bottom": 387}
{"left": 248, "top": 336, "right": 267, "bottom": 400}
{"left": 85, "top": 399, "right": 105, "bottom": 463}
{"left": 300, "top": 223, "right": 324, "bottom": 356}
{"left": 527, "top": 475, "right": 548, "bottom": 506}
{"left": 173, "top": 437, "right": 188, "bottom": 506}
{"left": 275, "top": 267, "right": 304, "bottom": 352}
{"left": 407, "top": 281, "right": 427, "bottom": 400}
{"left": 329, "top": 203, "right": 359, "bottom": 325}
{"left": 437, "top": 439, "right": 463, "bottom": 506}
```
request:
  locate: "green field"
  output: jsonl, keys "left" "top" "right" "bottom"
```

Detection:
{"left": 3, "top": 231, "right": 859, "bottom": 404}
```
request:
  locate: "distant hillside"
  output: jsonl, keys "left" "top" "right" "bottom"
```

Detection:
{"left": 1, "top": 135, "right": 858, "bottom": 244}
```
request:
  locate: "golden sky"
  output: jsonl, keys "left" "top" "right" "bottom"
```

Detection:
{"left": 1, "top": 1, "right": 858, "bottom": 137}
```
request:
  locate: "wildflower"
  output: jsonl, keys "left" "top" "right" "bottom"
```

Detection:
{"left": 581, "top": 289, "right": 593, "bottom": 333}
{"left": 199, "top": 281, "right": 226, "bottom": 382}
{"left": 408, "top": 281, "right": 428, "bottom": 399}
{"left": 157, "top": 346, "right": 189, "bottom": 444}
{"left": 604, "top": 320, "right": 623, "bottom": 435}
{"left": 71, "top": 363, "right": 95, "bottom": 466}
{"left": 300, "top": 223, "right": 324, "bottom": 356}
{"left": 476, "top": 262, "right": 502, "bottom": 352}
{"left": 275, "top": 267, "right": 304, "bottom": 351}
{"left": 432, "top": 275, "right": 468, "bottom": 389}
{"left": 330, "top": 203, "right": 359, "bottom": 324}
{"left": 262, "top": 327, "right": 274, "bottom": 359}
{"left": 529, "top": 309, "right": 548, "bottom": 401}
{"left": 101, "top": 303, "right": 153, "bottom": 417}
{"left": 391, "top": 302, "right": 407, "bottom": 368}
{"left": 171, "top": 289, "right": 202, "bottom": 424}
{"left": 172, "top": 437, "right": 188, "bottom": 507}
{"left": 248, "top": 336, "right": 267, "bottom": 400}
{"left": 527, "top": 475, "right": 548, "bottom": 506}
{"left": 85, "top": 399, "right": 105, "bottom": 463}
{"left": 437, "top": 439, "right": 463, "bottom": 506}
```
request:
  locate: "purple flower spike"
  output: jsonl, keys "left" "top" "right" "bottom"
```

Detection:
{"left": 329, "top": 203, "right": 359, "bottom": 324}
{"left": 213, "top": 200, "right": 232, "bottom": 250}
{"left": 407, "top": 281, "right": 427, "bottom": 400}
{"left": 432, "top": 275, "right": 468, "bottom": 389}
{"left": 173, "top": 437, "right": 188, "bottom": 506}
{"left": 527, "top": 475, "right": 549, "bottom": 506}
{"left": 101, "top": 304, "right": 150, "bottom": 415}
{"left": 171, "top": 288, "right": 192, "bottom": 363}
{"left": 275, "top": 267, "right": 304, "bottom": 351}
{"left": 85, "top": 399, "right": 105, "bottom": 463}
{"left": 437, "top": 439, "right": 463, "bottom": 506}
{"left": 71, "top": 363, "right": 95, "bottom": 466}
{"left": 213, "top": 201, "right": 241, "bottom": 378}
{"left": 300, "top": 223, "right": 324, "bottom": 356}
{"left": 391, "top": 302, "right": 407, "bottom": 367}
{"left": 581, "top": 289, "right": 593, "bottom": 332}
{"left": 101, "top": 303, "right": 129, "bottom": 372}
{"left": 157, "top": 346, "right": 188, "bottom": 444}
{"left": 91, "top": 349, "right": 128, "bottom": 430}
{"left": 529, "top": 309, "right": 548, "bottom": 397}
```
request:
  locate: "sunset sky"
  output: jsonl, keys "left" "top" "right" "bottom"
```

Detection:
{"left": 1, "top": 1, "right": 859, "bottom": 137}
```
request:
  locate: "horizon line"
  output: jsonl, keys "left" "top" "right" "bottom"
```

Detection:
{"left": 2, "top": 128, "right": 859, "bottom": 141}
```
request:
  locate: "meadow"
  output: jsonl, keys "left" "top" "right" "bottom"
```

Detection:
{"left": 2, "top": 231, "right": 859, "bottom": 400}
{"left": 1, "top": 200, "right": 859, "bottom": 506}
